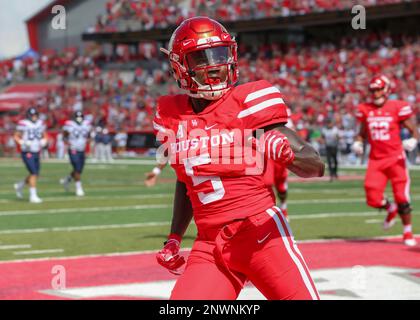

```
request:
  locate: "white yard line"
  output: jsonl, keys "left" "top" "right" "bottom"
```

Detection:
{"left": 1, "top": 234, "right": 418, "bottom": 264}
{"left": 0, "top": 222, "right": 172, "bottom": 235}
{"left": 13, "top": 249, "right": 64, "bottom": 255}
{"left": 0, "top": 211, "right": 388, "bottom": 235}
{"left": 1, "top": 194, "right": 419, "bottom": 212}
{"left": 0, "top": 193, "right": 173, "bottom": 204}
{"left": 296, "top": 234, "right": 420, "bottom": 244}
{"left": 290, "top": 211, "right": 381, "bottom": 219}
{"left": 287, "top": 196, "right": 420, "bottom": 204}
{"left": 341, "top": 164, "right": 420, "bottom": 171}
{"left": 0, "top": 204, "right": 172, "bottom": 217}
{"left": 0, "top": 244, "right": 32, "bottom": 250}
{"left": 0, "top": 249, "right": 166, "bottom": 264}
{"left": 365, "top": 219, "right": 383, "bottom": 224}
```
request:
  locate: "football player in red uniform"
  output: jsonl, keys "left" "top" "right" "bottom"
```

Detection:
{"left": 353, "top": 75, "right": 419, "bottom": 246}
{"left": 154, "top": 17, "right": 325, "bottom": 300}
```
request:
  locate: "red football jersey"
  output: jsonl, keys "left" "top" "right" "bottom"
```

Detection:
{"left": 153, "top": 80, "right": 289, "bottom": 229}
{"left": 356, "top": 100, "right": 414, "bottom": 160}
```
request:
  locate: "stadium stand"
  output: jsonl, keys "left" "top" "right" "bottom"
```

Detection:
{"left": 89, "top": 0, "right": 416, "bottom": 32}
{"left": 0, "top": 1, "right": 418, "bottom": 162}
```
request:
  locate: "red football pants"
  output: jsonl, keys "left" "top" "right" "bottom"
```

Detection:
{"left": 170, "top": 207, "right": 319, "bottom": 300}
{"left": 364, "top": 155, "right": 411, "bottom": 208}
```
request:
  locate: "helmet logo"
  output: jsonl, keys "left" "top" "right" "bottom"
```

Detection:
{"left": 182, "top": 39, "right": 194, "bottom": 47}
{"left": 197, "top": 36, "right": 221, "bottom": 45}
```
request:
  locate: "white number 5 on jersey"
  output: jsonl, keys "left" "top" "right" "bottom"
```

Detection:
{"left": 183, "top": 154, "right": 225, "bottom": 204}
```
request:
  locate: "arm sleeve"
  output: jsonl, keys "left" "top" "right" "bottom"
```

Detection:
{"left": 237, "top": 80, "right": 289, "bottom": 130}
{"left": 397, "top": 104, "right": 414, "bottom": 122}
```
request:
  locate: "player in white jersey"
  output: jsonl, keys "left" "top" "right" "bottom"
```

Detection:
{"left": 60, "top": 111, "right": 92, "bottom": 196}
{"left": 13, "top": 107, "right": 48, "bottom": 203}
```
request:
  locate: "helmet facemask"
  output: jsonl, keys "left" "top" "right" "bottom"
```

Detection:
{"left": 74, "top": 111, "right": 84, "bottom": 124}
{"left": 369, "top": 76, "right": 390, "bottom": 106}
{"left": 161, "top": 17, "right": 239, "bottom": 100}
{"left": 184, "top": 46, "right": 236, "bottom": 100}
{"left": 27, "top": 108, "right": 39, "bottom": 123}
{"left": 370, "top": 88, "right": 387, "bottom": 106}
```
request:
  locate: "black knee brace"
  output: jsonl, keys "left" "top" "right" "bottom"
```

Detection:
{"left": 397, "top": 203, "right": 412, "bottom": 215}
{"left": 277, "top": 190, "right": 287, "bottom": 202}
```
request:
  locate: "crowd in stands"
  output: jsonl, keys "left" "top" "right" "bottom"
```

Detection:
{"left": 238, "top": 33, "right": 420, "bottom": 135}
{"left": 0, "top": 42, "right": 173, "bottom": 133}
{"left": 193, "top": 0, "right": 411, "bottom": 22}
{"left": 88, "top": 0, "right": 413, "bottom": 33}
{"left": 88, "top": 0, "right": 192, "bottom": 33}
{"left": 1, "top": 31, "right": 419, "bottom": 162}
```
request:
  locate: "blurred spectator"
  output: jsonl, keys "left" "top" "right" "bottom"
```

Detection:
{"left": 339, "top": 126, "right": 357, "bottom": 165}
{"left": 56, "top": 132, "right": 66, "bottom": 159}
{"left": 93, "top": 126, "right": 104, "bottom": 162}
{"left": 321, "top": 119, "right": 340, "bottom": 181}
{"left": 4, "top": 135, "right": 17, "bottom": 157}
{"left": 101, "top": 127, "right": 114, "bottom": 162}
{"left": 114, "top": 128, "right": 128, "bottom": 157}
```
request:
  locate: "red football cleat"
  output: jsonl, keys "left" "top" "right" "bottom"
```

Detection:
{"left": 403, "top": 232, "right": 417, "bottom": 247}
{"left": 383, "top": 204, "right": 398, "bottom": 230}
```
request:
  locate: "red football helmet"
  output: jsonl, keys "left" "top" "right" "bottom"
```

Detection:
{"left": 368, "top": 75, "right": 391, "bottom": 106}
{"left": 161, "top": 16, "right": 238, "bottom": 100}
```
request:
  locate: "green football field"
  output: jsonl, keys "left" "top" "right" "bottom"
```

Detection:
{"left": 0, "top": 157, "right": 418, "bottom": 261}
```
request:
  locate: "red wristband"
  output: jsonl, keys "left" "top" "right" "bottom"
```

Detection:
{"left": 168, "top": 233, "right": 182, "bottom": 243}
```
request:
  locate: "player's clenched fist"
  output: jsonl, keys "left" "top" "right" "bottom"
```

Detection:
{"left": 156, "top": 237, "right": 185, "bottom": 275}
{"left": 259, "top": 130, "right": 295, "bottom": 166}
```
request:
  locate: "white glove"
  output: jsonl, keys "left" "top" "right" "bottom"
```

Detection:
{"left": 41, "top": 138, "right": 48, "bottom": 148}
{"left": 351, "top": 141, "right": 364, "bottom": 155}
{"left": 402, "top": 138, "right": 418, "bottom": 152}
